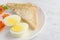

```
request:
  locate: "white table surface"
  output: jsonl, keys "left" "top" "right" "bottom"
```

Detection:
{"left": 0, "top": 0, "right": 60, "bottom": 40}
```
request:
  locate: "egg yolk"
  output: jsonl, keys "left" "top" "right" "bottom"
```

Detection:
{"left": 11, "top": 24, "right": 23, "bottom": 32}
{"left": 6, "top": 18, "right": 17, "bottom": 25}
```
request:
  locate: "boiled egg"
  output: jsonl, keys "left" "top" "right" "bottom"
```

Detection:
{"left": 10, "top": 23, "right": 29, "bottom": 37}
{"left": 4, "top": 15, "right": 21, "bottom": 26}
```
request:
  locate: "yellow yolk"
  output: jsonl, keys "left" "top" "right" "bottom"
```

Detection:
{"left": 6, "top": 18, "right": 17, "bottom": 25}
{"left": 11, "top": 24, "right": 23, "bottom": 32}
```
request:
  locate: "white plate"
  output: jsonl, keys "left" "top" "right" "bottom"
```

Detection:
{"left": 0, "top": 2, "right": 46, "bottom": 40}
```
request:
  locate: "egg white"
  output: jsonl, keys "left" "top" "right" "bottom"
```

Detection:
{"left": 4, "top": 15, "right": 21, "bottom": 26}
{"left": 10, "top": 22, "right": 29, "bottom": 37}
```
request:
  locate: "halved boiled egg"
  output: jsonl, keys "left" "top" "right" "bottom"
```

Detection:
{"left": 10, "top": 23, "right": 29, "bottom": 37}
{"left": 4, "top": 15, "right": 21, "bottom": 26}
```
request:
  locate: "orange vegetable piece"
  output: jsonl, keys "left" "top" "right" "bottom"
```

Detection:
{"left": 0, "top": 6, "right": 4, "bottom": 14}
{"left": 0, "top": 20, "right": 5, "bottom": 32}
{"left": 2, "top": 14, "right": 9, "bottom": 19}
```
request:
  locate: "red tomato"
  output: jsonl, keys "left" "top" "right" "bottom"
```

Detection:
{"left": 0, "top": 6, "right": 4, "bottom": 14}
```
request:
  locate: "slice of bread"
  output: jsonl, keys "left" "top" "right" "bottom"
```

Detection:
{"left": 7, "top": 3, "right": 38, "bottom": 30}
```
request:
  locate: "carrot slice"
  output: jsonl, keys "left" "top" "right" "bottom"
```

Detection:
{"left": 0, "top": 6, "right": 4, "bottom": 14}
{"left": 0, "top": 20, "right": 5, "bottom": 32}
{"left": 2, "top": 14, "right": 9, "bottom": 19}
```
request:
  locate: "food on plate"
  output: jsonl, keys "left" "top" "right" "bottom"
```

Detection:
{"left": 0, "top": 6, "right": 4, "bottom": 14}
{"left": 7, "top": 3, "right": 38, "bottom": 30}
{"left": 10, "top": 23, "right": 29, "bottom": 37}
{"left": 2, "top": 14, "right": 9, "bottom": 19}
{"left": 7, "top": 3, "right": 32, "bottom": 9}
{"left": 4, "top": 15, "right": 21, "bottom": 26}
{"left": 0, "top": 20, "right": 5, "bottom": 32}
{"left": 2, "top": 5, "right": 8, "bottom": 10}
{"left": 0, "top": 5, "right": 8, "bottom": 14}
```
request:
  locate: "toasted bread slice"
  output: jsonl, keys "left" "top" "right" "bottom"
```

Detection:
{"left": 7, "top": 3, "right": 32, "bottom": 9}
{"left": 7, "top": 3, "right": 38, "bottom": 30}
